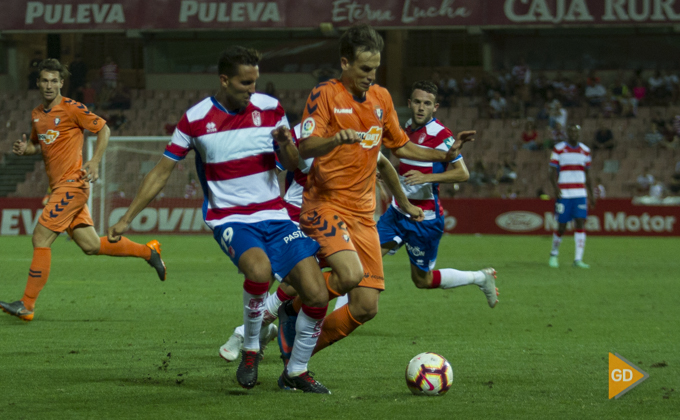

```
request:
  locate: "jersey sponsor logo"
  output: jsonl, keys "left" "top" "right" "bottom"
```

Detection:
{"left": 358, "top": 126, "right": 382, "bottom": 149}
{"left": 444, "top": 136, "right": 455, "bottom": 148}
{"left": 418, "top": 133, "right": 427, "bottom": 144}
{"left": 38, "top": 130, "right": 60, "bottom": 144}
{"left": 334, "top": 108, "right": 353, "bottom": 114}
{"left": 283, "top": 230, "right": 308, "bottom": 243}
{"left": 301, "top": 117, "right": 315, "bottom": 138}
{"left": 405, "top": 243, "right": 425, "bottom": 257}
{"left": 495, "top": 211, "right": 543, "bottom": 232}
{"left": 206, "top": 122, "right": 217, "bottom": 133}
{"left": 54, "top": 117, "right": 61, "bottom": 126}
{"left": 252, "top": 110, "right": 261, "bottom": 126}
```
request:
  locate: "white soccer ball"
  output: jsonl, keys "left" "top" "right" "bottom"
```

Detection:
{"left": 405, "top": 352, "right": 454, "bottom": 396}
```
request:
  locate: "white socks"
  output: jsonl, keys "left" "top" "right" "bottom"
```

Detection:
{"left": 550, "top": 233, "right": 562, "bottom": 256}
{"left": 287, "top": 308, "right": 323, "bottom": 376}
{"left": 242, "top": 290, "right": 265, "bottom": 351}
{"left": 574, "top": 231, "right": 586, "bottom": 261}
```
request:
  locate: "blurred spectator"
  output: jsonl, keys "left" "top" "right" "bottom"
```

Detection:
{"left": 520, "top": 118, "right": 540, "bottom": 150}
{"left": 548, "top": 122, "right": 568, "bottom": 149}
{"left": 600, "top": 93, "right": 619, "bottom": 118}
{"left": 488, "top": 91, "right": 507, "bottom": 119}
{"left": 661, "top": 132, "right": 680, "bottom": 150}
{"left": 648, "top": 70, "right": 666, "bottom": 104}
{"left": 507, "top": 94, "right": 524, "bottom": 119}
{"left": 512, "top": 58, "right": 531, "bottom": 87}
{"left": 105, "top": 82, "right": 131, "bottom": 111}
{"left": 100, "top": 57, "right": 118, "bottom": 89}
{"left": 496, "top": 159, "right": 517, "bottom": 184}
{"left": 619, "top": 91, "right": 638, "bottom": 118}
{"left": 632, "top": 78, "right": 647, "bottom": 104}
{"left": 644, "top": 122, "right": 665, "bottom": 147}
{"left": 462, "top": 71, "right": 477, "bottom": 97}
{"left": 560, "top": 77, "right": 579, "bottom": 107}
{"left": 669, "top": 163, "right": 680, "bottom": 195}
{"left": 594, "top": 177, "right": 606, "bottom": 199}
{"left": 649, "top": 180, "right": 664, "bottom": 199}
{"left": 312, "top": 66, "right": 339, "bottom": 83}
{"left": 28, "top": 51, "right": 43, "bottom": 90}
{"left": 593, "top": 123, "right": 615, "bottom": 150}
{"left": 662, "top": 70, "right": 679, "bottom": 104}
{"left": 81, "top": 82, "right": 97, "bottom": 110}
{"left": 68, "top": 54, "right": 88, "bottom": 102}
{"left": 548, "top": 100, "right": 567, "bottom": 128}
{"left": 585, "top": 78, "right": 607, "bottom": 106}
{"left": 636, "top": 169, "right": 655, "bottom": 194}
{"left": 610, "top": 74, "right": 629, "bottom": 100}
{"left": 468, "top": 160, "right": 491, "bottom": 186}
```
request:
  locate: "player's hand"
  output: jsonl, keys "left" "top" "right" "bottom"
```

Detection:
{"left": 334, "top": 129, "right": 361, "bottom": 145}
{"left": 402, "top": 170, "right": 429, "bottom": 186}
{"left": 446, "top": 130, "right": 476, "bottom": 160}
{"left": 402, "top": 202, "right": 425, "bottom": 222}
{"left": 272, "top": 126, "right": 292, "bottom": 146}
{"left": 12, "top": 134, "right": 28, "bottom": 156}
{"left": 107, "top": 220, "right": 130, "bottom": 243}
{"left": 80, "top": 160, "right": 100, "bottom": 183}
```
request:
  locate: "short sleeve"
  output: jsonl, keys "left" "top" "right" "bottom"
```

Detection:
{"left": 379, "top": 89, "right": 409, "bottom": 149}
{"left": 549, "top": 148, "right": 560, "bottom": 168}
{"left": 71, "top": 103, "right": 105, "bottom": 133}
{"left": 164, "top": 114, "right": 193, "bottom": 161}
{"left": 299, "top": 83, "right": 332, "bottom": 140}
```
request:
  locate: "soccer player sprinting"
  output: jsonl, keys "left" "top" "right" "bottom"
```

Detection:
{"left": 0, "top": 59, "right": 166, "bottom": 322}
{"left": 548, "top": 124, "right": 596, "bottom": 268}
{"left": 336, "top": 81, "right": 498, "bottom": 309}
{"left": 278, "top": 24, "right": 474, "bottom": 362}
{"left": 108, "top": 47, "right": 331, "bottom": 393}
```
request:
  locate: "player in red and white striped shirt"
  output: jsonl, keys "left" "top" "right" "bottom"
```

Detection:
{"left": 548, "top": 124, "right": 596, "bottom": 268}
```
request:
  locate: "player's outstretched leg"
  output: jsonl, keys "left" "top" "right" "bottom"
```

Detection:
{"left": 97, "top": 236, "right": 166, "bottom": 280}
{"left": 478, "top": 268, "right": 499, "bottom": 308}
{"left": 145, "top": 240, "right": 167, "bottom": 280}
{"left": 220, "top": 323, "right": 278, "bottom": 362}
{"left": 277, "top": 300, "right": 298, "bottom": 367}
{"left": 0, "top": 300, "right": 34, "bottom": 321}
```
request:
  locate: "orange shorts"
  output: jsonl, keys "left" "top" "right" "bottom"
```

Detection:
{"left": 39, "top": 187, "right": 93, "bottom": 234}
{"left": 300, "top": 205, "right": 384, "bottom": 290}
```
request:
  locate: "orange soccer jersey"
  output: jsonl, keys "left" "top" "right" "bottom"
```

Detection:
{"left": 30, "top": 97, "right": 105, "bottom": 190}
{"left": 299, "top": 79, "right": 409, "bottom": 217}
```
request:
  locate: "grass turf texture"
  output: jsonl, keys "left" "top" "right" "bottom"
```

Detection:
{"left": 0, "top": 234, "right": 678, "bottom": 419}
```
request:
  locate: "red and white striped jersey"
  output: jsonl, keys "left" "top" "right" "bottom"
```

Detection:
{"left": 549, "top": 141, "right": 591, "bottom": 199}
{"left": 164, "top": 93, "right": 290, "bottom": 228}
{"left": 392, "top": 118, "right": 462, "bottom": 220}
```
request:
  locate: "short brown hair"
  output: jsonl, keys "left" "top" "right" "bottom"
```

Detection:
{"left": 339, "top": 24, "right": 384, "bottom": 63}
{"left": 38, "top": 58, "right": 69, "bottom": 80}
{"left": 411, "top": 80, "right": 438, "bottom": 98}
{"left": 218, "top": 46, "right": 261, "bottom": 77}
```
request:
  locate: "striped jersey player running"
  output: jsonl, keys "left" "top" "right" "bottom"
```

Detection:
{"left": 108, "top": 47, "right": 332, "bottom": 393}
{"left": 548, "top": 124, "right": 596, "bottom": 268}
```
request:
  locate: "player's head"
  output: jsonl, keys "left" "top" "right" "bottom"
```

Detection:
{"left": 217, "top": 46, "right": 261, "bottom": 110}
{"left": 339, "top": 24, "right": 384, "bottom": 96}
{"left": 408, "top": 81, "right": 439, "bottom": 127}
{"left": 37, "top": 59, "right": 68, "bottom": 103}
{"left": 567, "top": 123, "right": 581, "bottom": 144}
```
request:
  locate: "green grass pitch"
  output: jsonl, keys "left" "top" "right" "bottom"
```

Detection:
{"left": 0, "top": 234, "right": 678, "bottom": 419}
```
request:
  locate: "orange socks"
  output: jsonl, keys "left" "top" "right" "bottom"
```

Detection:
{"left": 312, "top": 305, "right": 362, "bottom": 355}
{"left": 22, "top": 247, "right": 52, "bottom": 310}
{"left": 292, "top": 271, "right": 341, "bottom": 313}
{"left": 98, "top": 237, "right": 151, "bottom": 259}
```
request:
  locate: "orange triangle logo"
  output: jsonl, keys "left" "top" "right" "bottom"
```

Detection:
{"left": 609, "top": 353, "right": 649, "bottom": 399}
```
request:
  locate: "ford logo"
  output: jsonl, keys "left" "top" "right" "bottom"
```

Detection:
{"left": 495, "top": 211, "right": 543, "bottom": 232}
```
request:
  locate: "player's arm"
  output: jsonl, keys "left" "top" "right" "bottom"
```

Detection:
{"left": 377, "top": 153, "right": 424, "bottom": 222}
{"left": 549, "top": 165, "right": 561, "bottom": 200}
{"left": 12, "top": 134, "right": 41, "bottom": 156}
{"left": 403, "top": 159, "right": 469, "bottom": 186}
{"left": 585, "top": 167, "right": 596, "bottom": 208}
{"left": 272, "top": 126, "right": 298, "bottom": 172}
{"left": 299, "top": 130, "right": 361, "bottom": 159}
{"left": 108, "top": 156, "right": 177, "bottom": 241}
{"left": 392, "top": 131, "right": 475, "bottom": 162}
{"left": 81, "top": 123, "right": 110, "bottom": 183}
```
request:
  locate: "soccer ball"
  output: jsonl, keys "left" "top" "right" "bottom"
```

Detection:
{"left": 405, "top": 352, "right": 454, "bottom": 396}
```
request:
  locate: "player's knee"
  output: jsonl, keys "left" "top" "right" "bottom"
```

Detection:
{"left": 350, "top": 303, "right": 378, "bottom": 323}
{"left": 81, "top": 245, "right": 99, "bottom": 255}
{"left": 335, "top": 267, "right": 364, "bottom": 294}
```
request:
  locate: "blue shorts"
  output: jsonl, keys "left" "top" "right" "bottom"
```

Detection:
{"left": 212, "top": 220, "right": 320, "bottom": 281}
{"left": 555, "top": 197, "right": 588, "bottom": 224}
{"left": 377, "top": 206, "right": 444, "bottom": 272}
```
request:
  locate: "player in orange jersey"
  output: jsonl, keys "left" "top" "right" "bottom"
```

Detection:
{"left": 0, "top": 59, "right": 166, "bottom": 322}
{"left": 277, "top": 24, "right": 475, "bottom": 361}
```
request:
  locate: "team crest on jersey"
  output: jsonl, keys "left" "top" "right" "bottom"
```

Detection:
{"left": 374, "top": 107, "right": 383, "bottom": 121}
{"left": 38, "top": 130, "right": 59, "bottom": 144}
{"left": 252, "top": 111, "right": 261, "bottom": 126}
{"left": 206, "top": 122, "right": 217, "bottom": 133}
{"left": 358, "top": 126, "right": 383, "bottom": 149}
{"left": 301, "top": 117, "right": 315, "bottom": 138}
{"left": 418, "top": 133, "right": 427, "bottom": 144}
{"left": 54, "top": 117, "right": 61, "bottom": 126}
{"left": 343, "top": 234, "right": 350, "bottom": 243}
